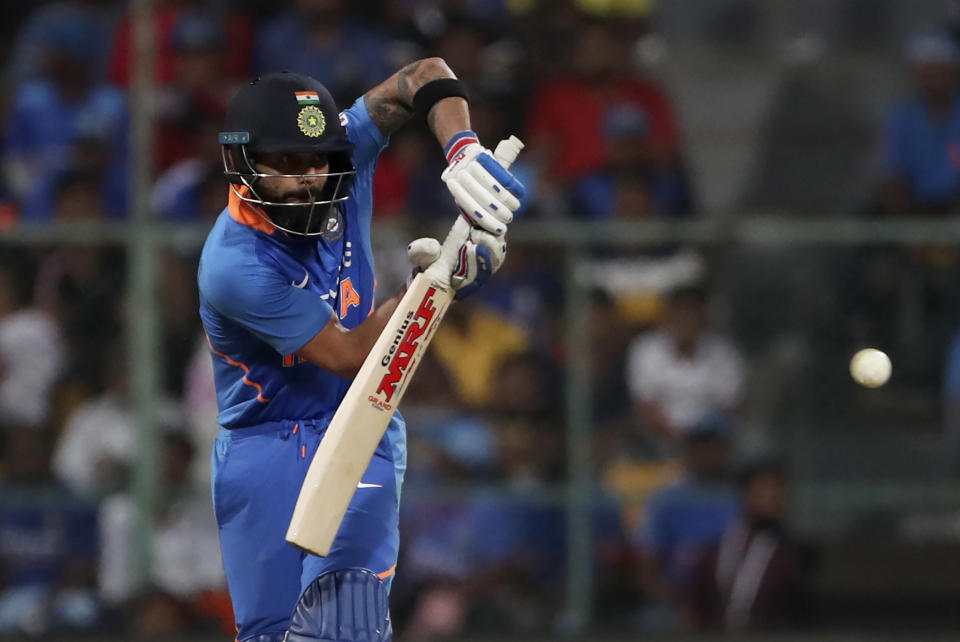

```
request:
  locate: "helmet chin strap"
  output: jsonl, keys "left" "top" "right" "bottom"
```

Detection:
{"left": 222, "top": 143, "right": 354, "bottom": 237}
{"left": 262, "top": 199, "right": 340, "bottom": 239}
{"left": 235, "top": 172, "right": 348, "bottom": 238}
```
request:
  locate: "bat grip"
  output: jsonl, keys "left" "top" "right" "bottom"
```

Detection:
{"left": 439, "top": 136, "right": 524, "bottom": 260}
{"left": 439, "top": 218, "right": 472, "bottom": 263}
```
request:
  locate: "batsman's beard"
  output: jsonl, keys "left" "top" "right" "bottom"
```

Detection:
{"left": 263, "top": 186, "right": 331, "bottom": 235}
{"left": 240, "top": 175, "right": 348, "bottom": 238}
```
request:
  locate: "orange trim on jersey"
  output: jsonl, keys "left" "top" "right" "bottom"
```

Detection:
{"left": 205, "top": 333, "right": 271, "bottom": 403}
{"left": 227, "top": 185, "right": 276, "bottom": 235}
{"left": 377, "top": 564, "right": 397, "bottom": 580}
{"left": 368, "top": 280, "right": 377, "bottom": 318}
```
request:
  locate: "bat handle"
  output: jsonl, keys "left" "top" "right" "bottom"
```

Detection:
{"left": 440, "top": 135, "right": 525, "bottom": 258}
{"left": 441, "top": 215, "right": 472, "bottom": 258}
{"left": 493, "top": 135, "right": 524, "bottom": 169}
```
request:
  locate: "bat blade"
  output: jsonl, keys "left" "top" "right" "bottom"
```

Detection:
{"left": 285, "top": 274, "right": 453, "bottom": 556}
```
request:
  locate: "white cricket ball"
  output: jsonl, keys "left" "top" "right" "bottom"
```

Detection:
{"left": 849, "top": 348, "right": 891, "bottom": 388}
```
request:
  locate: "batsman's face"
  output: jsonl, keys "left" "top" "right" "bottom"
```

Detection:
{"left": 253, "top": 151, "right": 330, "bottom": 203}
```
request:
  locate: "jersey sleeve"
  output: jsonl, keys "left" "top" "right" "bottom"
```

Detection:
{"left": 201, "top": 254, "right": 334, "bottom": 356}
{"left": 341, "top": 96, "right": 389, "bottom": 169}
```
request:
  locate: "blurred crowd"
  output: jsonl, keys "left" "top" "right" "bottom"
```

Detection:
{"left": 0, "top": 0, "right": 958, "bottom": 638}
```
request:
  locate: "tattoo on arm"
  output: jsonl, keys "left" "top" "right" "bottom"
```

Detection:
{"left": 364, "top": 93, "right": 413, "bottom": 136}
{"left": 396, "top": 60, "right": 421, "bottom": 104}
{"left": 364, "top": 58, "right": 452, "bottom": 137}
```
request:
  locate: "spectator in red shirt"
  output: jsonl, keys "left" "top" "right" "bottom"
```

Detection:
{"left": 154, "top": 13, "right": 238, "bottom": 170}
{"left": 526, "top": 19, "right": 691, "bottom": 217}
{"left": 108, "top": 0, "right": 252, "bottom": 88}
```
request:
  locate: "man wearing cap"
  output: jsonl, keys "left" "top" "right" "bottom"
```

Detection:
{"left": 198, "top": 61, "right": 525, "bottom": 641}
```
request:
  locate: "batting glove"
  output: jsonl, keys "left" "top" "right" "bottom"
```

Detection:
{"left": 441, "top": 130, "right": 526, "bottom": 237}
{"left": 407, "top": 228, "right": 507, "bottom": 300}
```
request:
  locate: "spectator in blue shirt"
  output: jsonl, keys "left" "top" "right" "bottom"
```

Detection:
{"left": 8, "top": 1, "right": 117, "bottom": 84}
{"left": 20, "top": 111, "right": 129, "bottom": 222}
{"left": 575, "top": 102, "right": 693, "bottom": 219}
{"left": 0, "top": 426, "right": 99, "bottom": 636}
{"left": 633, "top": 413, "right": 739, "bottom": 631}
{"left": 253, "top": 0, "right": 390, "bottom": 104}
{"left": 2, "top": 23, "right": 126, "bottom": 210}
{"left": 878, "top": 33, "right": 960, "bottom": 215}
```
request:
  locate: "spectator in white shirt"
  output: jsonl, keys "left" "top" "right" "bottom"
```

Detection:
{"left": 52, "top": 356, "right": 185, "bottom": 498}
{"left": 626, "top": 285, "right": 745, "bottom": 450}
{"left": 0, "top": 259, "right": 64, "bottom": 426}
{"left": 98, "top": 429, "right": 225, "bottom": 623}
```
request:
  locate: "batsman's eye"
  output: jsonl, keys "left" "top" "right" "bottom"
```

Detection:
{"left": 308, "top": 153, "right": 330, "bottom": 171}
{"left": 272, "top": 153, "right": 329, "bottom": 173}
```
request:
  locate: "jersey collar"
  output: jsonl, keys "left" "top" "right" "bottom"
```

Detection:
{"left": 227, "top": 185, "right": 276, "bottom": 235}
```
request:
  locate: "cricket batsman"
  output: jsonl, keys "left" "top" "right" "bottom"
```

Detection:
{"left": 197, "top": 59, "right": 525, "bottom": 641}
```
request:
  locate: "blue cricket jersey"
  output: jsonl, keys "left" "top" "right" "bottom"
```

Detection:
{"left": 198, "top": 97, "right": 387, "bottom": 429}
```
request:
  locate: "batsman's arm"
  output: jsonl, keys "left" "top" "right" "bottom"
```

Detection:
{"left": 295, "top": 288, "right": 406, "bottom": 379}
{"left": 363, "top": 57, "right": 470, "bottom": 147}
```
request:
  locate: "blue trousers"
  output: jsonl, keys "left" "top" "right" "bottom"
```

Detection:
{"left": 211, "top": 417, "right": 405, "bottom": 641}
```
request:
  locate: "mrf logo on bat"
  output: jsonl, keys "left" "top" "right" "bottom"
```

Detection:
{"left": 368, "top": 287, "right": 439, "bottom": 411}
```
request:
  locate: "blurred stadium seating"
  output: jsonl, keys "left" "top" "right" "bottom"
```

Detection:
{"left": 0, "top": 0, "right": 959, "bottom": 639}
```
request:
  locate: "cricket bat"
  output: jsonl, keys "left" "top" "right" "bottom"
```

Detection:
{"left": 286, "top": 136, "right": 524, "bottom": 556}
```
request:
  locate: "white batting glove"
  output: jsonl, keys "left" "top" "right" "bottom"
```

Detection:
{"left": 408, "top": 228, "right": 507, "bottom": 300}
{"left": 441, "top": 130, "right": 526, "bottom": 237}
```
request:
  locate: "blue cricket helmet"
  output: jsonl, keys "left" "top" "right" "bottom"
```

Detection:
{"left": 219, "top": 71, "right": 356, "bottom": 236}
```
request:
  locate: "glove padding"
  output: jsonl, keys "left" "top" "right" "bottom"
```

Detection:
{"left": 407, "top": 228, "right": 506, "bottom": 300}
{"left": 441, "top": 131, "right": 526, "bottom": 237}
